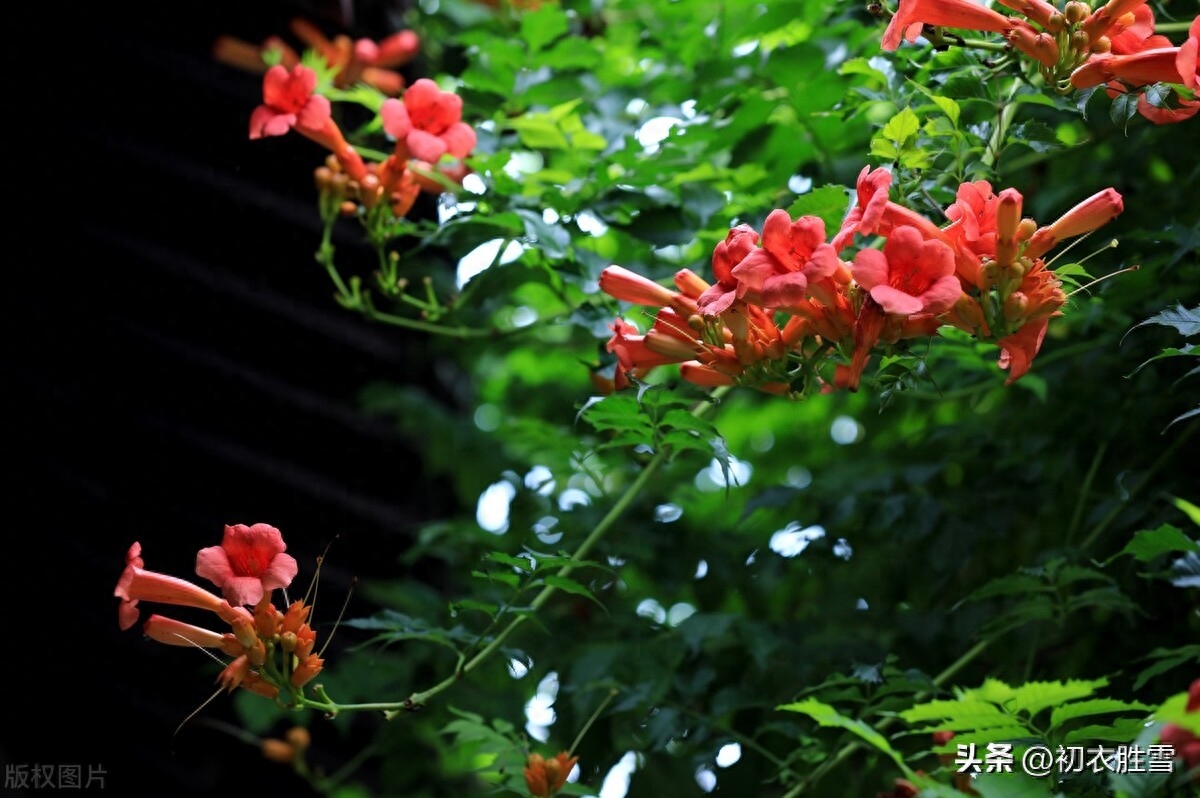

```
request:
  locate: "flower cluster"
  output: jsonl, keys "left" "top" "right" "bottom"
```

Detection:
{"left": 250, "top": 65, "right": 477, "bottom": 220}
{"left": 882, "top": 0, "right": 1200, "bottom": 123}
{"left": 524, "top": 751, "right": 578, "bottom": 798}
{"left": 114, "top": 524, "right": 324, "bottom": 701}
{"left": 601, "top": 167, "right": 1123, "bottom": 394}
{"left": 215, "top": 18, "right": 419, "bottom": 95}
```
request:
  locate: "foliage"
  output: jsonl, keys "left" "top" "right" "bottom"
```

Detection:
{"left": 121, "top": 1, "right": 1200, "bottom": 797}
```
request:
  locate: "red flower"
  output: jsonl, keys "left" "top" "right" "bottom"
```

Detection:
{"left": 832, "top": 166, "right": 892, "bottom": 251}
{"left": 997, "top": 317, "right": 1050, "bottom": 384}
{"left": 730, "top": 210, "right": 840, "bottom": 310}
{"left": 381, "top": 79, "right": 477, "bottom": 163}
{"left": 249, "top": 64, "right": 332, "bottom": 140}
{"left": 696, "top": 224, "right": 760, "bottom": 316}
{"left": 851, "top": 226, "right": 961, "bottom": 317}
{"left": 1023, "top": 188, "right": 1124, "bottom": 260}
{"left": 195, "top": 523, "right": 299, "bottom": 607}
{"left": 881, "top": 0, "right": 1015, "bottom": 51}
{"left": 115, "top": 542, "right": 144, "bottom": 630}
{"left": 524, "top": 752, "right": 578, "bottom": 798}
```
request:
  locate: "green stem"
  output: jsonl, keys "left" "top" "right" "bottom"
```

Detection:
{"left": 569, "top": 689, "right": 619, "bottom": 756}
{"left": 781, "top": 639, "right": 991, "bottom": 797}
{"left": 394, "top": 447, "right": 670, "bottom": 717}
{"left": 982, "top": 78, "right": 1023, "bottom": 172}
{"left": 1153, "top": 22, "right": 1195, "bottom": 34}
{"left": 1066, "top": 441, "right": 1108, "bottom": 547}
{"left": 1078, "top": 422, "right": 1197, "bottom": 551}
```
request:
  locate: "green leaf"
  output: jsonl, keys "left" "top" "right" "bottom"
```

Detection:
{"left": 1127, "top": 303, "right": 1200, "bottom": 338}
{"left": 786, "top": 185, "right": 850, "bottom": 236}
{"left": 972, "top": 769, "right": 1055, "bottom": 798}
{"left": 1063, "top": 717, "right": 1148, "bottom": 744}
{"left": 1049, "top": 699, "right": 1152, "bottom": 730}
{"left": 543, "top": 574, "right": 599, "bottom": 600}
{"left": 1109, "top": 92, "right": 1139, "bottom": 128}
{"left": 995, "top": 678, "right": 1107, "bottom": 718}
{"left": 901, "top": 698, "right": 1014, "bottom": 728}
{"left": 1133, "top": 645, "right": 1200, "bottom": 690}
{"left": 881, "top": 107, "right": 921, "bottom": 148}
{"left": 520, "top": 5, "right": 569, "bottom": 53}
{"left": 484, "top": 552, "right": 534, "bottom": 572}
{"left": 778, "top": 699, "right": 913, "bottom": 775}
{"left": 1154, "top": 691, "right": 1200, "bottom": 735}
{"left": 1111, "top": 524, "right": 1200, "bottom": 563}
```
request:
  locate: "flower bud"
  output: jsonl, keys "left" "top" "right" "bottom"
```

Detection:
{"left": 261, "top": 739, "right": 296, "bottom": 764}
{"left": 1064, "top": 2, "right": 1088, "bottom": 24}
{"left": 286, "top": 727, "right": 312, "bottom": 751}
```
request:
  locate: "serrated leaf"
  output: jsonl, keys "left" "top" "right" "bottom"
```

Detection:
{"left": 901, "top": 698, "right": 1013, "bottom": 726}
{"left": 778, "top": 699, "right": 912, "bottom": 775}
{"left": 1127, "top": 303, "right": 1200, "bottom": 338}
{"left": 1109, "top": 92, "right": 1139, "bottom": 127}
{"left": 1063, "top": 717, "right": 1148, "bottom": 744}
{"left": 484, "top": 552, "right": 534, "bottom": 571}
{"left": 1132, "top": 645, "right": 1200, "bottom": 690}
{"left": 881, "top": 106, "right": 921, "bottom": 147}
{"left": 1049, "top": 699, "right": 1152, "bottom": 730}
{"left": 1111, "top": 523, "right": 1200, "bottom": 563}
{"left": 1005, "top": 679, "right": 1107, "bottom": 718}
{"left": 543, "top": 574, "right": 598, "bottom": 600}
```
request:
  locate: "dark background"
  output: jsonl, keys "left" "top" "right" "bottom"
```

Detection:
{"left": 11, "top": 1, "right": 443, "bottom": 794}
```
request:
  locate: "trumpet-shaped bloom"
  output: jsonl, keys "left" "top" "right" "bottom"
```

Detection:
{"left": 1071, "top": 47, "right": 1186, "bottom": 90}
{"left": 881, "top": 0, "right": 1015, "bottom": 51}
{"left": 730, "top": 211, "right": 840, "bottom": 310}
{"left": 143, "top": 615, "right": 244, "bottom": 657}
{"left": 116, "top": 542, "right": 145, "bottom": 630}
{"left": 832, "top": 166, "right": 892, "bottom": 251}
{"left": 697, "top": 224, "right": 760, "bottom": 316}
{"left": 196, "top": 523, "right": 299, "bottom": 607}
{"left": 1023, "top": 188, "right": 1124, "bottom": 259}
{"left": 998, "top": 318, "right": 1050, "bottom": 384}
{"left": 851, "top": 226, "right": 961, "bottom": 317}
{"left": 381, "top": 79, "right": 477, "bottom": 163}
{"left": 249, "top": 64, "right": 332, "bottom": 139}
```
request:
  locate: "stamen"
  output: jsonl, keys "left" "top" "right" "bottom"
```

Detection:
{"left": 1067, "top": 263, "right": 1139, "bottom": 298}
{"left": 173, "top": 686, "right": 226, "bottom": 742}
{"left": 318, "top": 577, "right": 358, "bottom": 659}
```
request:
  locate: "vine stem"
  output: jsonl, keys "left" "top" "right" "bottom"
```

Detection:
{"left": 781, "top": 639, "right": 991, "bottom": 797}
{"left": 1078, "top": 421, "right": 1197, "bottom": 552}
{"left": 300, "top": 389, "right": 727, "bottom": 719}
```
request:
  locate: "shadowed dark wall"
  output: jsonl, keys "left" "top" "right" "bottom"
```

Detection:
{"left": 10, "top": 2, "right": 446, "bottom": 794}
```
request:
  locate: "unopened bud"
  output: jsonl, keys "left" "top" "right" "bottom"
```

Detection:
{"left": 1092, "top": 35, "right": 1111, "bottom": 54}
{"left": 1070, "top": 30, "right": 1090, "bottom": 51}
{"left": 1004, "top": 292, "right": 1029, "bottom": 320}
{"left": 339, "top": 201, "right": 358, "bottom": 216}
{"left": 286, "top": 727, "right": 311, "bottom": 751}
{"left": 261, "top": 739, "right": 295, "bottom": 764}
{"left": 1064, "top": 2, "right": 1088, "bottom": 24}
{"left": 280, "top": 631, "right": 298, "bottom": 653}
{"left": 1017, "top": 218, "right": 1038, "bottom": 240}
{"left": 1045, "top": 12, "right": 1066, "bottom": 34}
{"left": 687, "top": 313, "right": 706, "bottom": 332}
